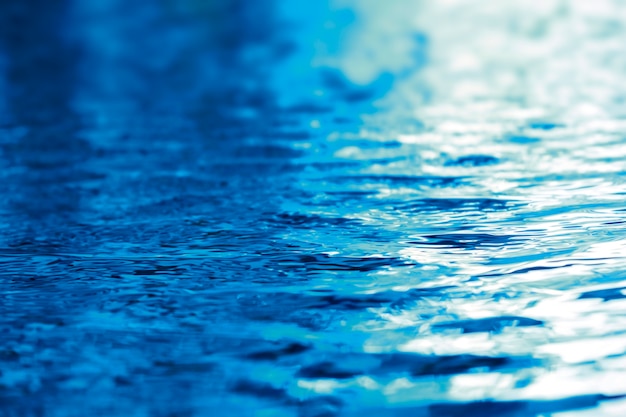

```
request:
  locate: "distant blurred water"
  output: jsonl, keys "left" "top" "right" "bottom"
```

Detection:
{"left": 2, "top": 1, "right": 626, "bottom": 416}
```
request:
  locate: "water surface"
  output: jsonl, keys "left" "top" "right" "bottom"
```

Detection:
{"left": 2, "top": 1, "right": 626, "bottom": 416}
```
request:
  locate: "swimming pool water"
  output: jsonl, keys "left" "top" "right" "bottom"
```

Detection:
{"left": 2, "top": 1, "right": 626, "bottom": 416}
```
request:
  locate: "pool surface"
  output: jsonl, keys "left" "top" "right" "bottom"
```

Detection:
{"left": 2, "top": 1, "right": 626, "bottom": 416}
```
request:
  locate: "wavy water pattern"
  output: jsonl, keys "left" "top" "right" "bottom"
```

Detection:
{"left": 2, "top": 1, "right": 626, "bottom": 416}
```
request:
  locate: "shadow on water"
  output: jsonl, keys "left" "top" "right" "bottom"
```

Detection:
{"left": 0, "top": 1, "right": 87, "bottom": 251}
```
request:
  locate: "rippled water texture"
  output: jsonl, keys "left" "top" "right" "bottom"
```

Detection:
{"left": 2, "top": 1, "right": 626, "bottom": 416}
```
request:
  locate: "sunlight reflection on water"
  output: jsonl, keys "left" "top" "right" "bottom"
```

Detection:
{"left": 1, "top": 0, "right": 626, "bottom": 416}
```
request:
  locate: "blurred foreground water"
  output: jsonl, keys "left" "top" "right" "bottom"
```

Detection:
{"left": 2, "top": 1, "right": 626, "bottom": 416}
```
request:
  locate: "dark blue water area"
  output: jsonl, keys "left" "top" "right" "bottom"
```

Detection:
{"left": 2, "top": 1, "right": 626, "bottom": 416}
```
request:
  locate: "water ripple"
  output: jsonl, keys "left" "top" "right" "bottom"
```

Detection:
{"left": 2, "top": 0, "right": 626, "bottom": 416}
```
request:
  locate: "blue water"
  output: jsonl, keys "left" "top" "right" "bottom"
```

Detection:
{"left": 2, "top": 1, "right": 626, "bottom": 416}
